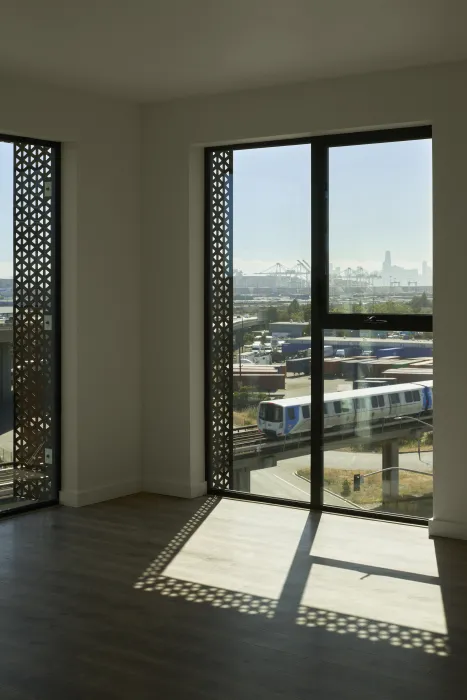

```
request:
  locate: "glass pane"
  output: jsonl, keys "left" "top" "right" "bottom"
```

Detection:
{"left": 0, "top": 144, "right": 14, "bottom": 509}
{"left": 320, "top": 330, "right": 433, "bottom": 518}
{"left": 329, "top": 139, "right": 432, "bottom": 313}
{"left": 232, "top": 144, "right": 311, "bottom": 502}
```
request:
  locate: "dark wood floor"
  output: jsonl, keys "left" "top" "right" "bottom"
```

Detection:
{"left": 0, "top": 493, "right": 466, "bottom": 699}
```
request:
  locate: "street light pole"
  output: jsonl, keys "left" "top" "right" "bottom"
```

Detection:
{"left": 238, "top": 317, "right": 244, "bottom": 380}
{"left": 394, "top": 415, "right": 433, "bottom": 429}
{"left": 394, "top": 415, "right": 433, "bottom": 461}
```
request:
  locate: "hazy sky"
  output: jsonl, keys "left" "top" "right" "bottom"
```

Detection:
{"left": 0, "top": 137, "right": 432, "bottom": 282}
{"left": 233, "top": 139, "right": 432, "bottom": 275}
{"left": 0, "top": 142, "right": 13, "bottom": 278}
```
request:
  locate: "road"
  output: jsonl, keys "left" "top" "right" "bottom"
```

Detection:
{"left": 324, "top": 448, "right": 433, "bottom": 472}
{"left": 250, "top": 449, "right": 433, "bottom": 505}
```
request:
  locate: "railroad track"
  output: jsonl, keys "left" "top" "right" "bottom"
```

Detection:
{"left": 0, "top": 463, "right": 49, "bottom": 501}
{"left": 233, "top": 425, "right": 265, "bottom": 443}
{"left": 233, "top": 425, "right": 260, "bottom": 434}
{"left": 0, "top": 465, "right": 14, "bottom": 499}
{"left": 232, "top": 414, "right": 433, "bottom": 459}
{"left": 233, "top": 425, "right": 268, "bottom": 452}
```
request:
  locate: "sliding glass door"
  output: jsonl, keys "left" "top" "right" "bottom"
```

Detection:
{"left": 206, "top": 127, "right": 432, "bottom": 522}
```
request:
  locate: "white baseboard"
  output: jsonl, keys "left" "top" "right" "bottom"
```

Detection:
{"left": 429, "top": 518, "right": 467, "bottom": 541}
{"left": 60, "top": 479, "right": 142, "bottom": 507}
{"left": 144, "top": 478, "right": 207, "bottom": 499}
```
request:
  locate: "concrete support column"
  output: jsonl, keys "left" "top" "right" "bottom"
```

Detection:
{"left": 382, "top": 439, "right": 399, "bottom": 505}
{"left": 233, "top": 468, "right": 251, "bottom": 492}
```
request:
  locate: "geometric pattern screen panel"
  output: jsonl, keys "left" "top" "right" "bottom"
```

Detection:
{"left": 13, "top": 141, "right": 58, "bottom": 503}
{"left": 206, "top": 149, "right": 233, "bottom": 490}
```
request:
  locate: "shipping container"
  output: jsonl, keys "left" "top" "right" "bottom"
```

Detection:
{"left": 286, "top": 357, "right": 311, "bottom": 375}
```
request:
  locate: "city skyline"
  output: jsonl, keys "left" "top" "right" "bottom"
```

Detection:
{"left": 235, "top": 250, "right": 432, "bottom": 280}
{"left": 233, "top": 139, "right": 432, "bottom": 276}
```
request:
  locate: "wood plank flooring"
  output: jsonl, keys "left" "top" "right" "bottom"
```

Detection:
{"left": 0, "top": 493, "right": 466, "bottom": 699}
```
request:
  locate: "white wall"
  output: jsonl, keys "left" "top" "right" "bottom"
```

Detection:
{"left": 142, "top": 60, "right": 467, "bottom": 538}
{"left": 0, "top": 74, "right": 142, "bottom": 506}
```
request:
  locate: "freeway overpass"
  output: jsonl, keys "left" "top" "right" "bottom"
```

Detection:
{"left": 232, "top": 316, "right": 264, "bottom": 346}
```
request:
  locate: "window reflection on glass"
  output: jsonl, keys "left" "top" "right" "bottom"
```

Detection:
{"left": 319, "top": 330, "right": 433, "bottom": 518}
{"left": 329, "top": 139, "right": 432, "bottom": 314}
{"left": 232, "top": 144, "right": 311, "bottom": 502}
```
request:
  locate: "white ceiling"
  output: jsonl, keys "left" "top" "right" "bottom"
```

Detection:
{"left": 1, "top": 0, "right": 467, "bottom": 102}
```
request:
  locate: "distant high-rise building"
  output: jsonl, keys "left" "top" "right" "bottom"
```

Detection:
{"left": 420, "top": 260, "right": 433, "bottom": 285}
{"left": 381, "top": 250, "right": 419, "bottom": 285}
{"left": 382, "top": 251, "right": 392, "bottom": 278}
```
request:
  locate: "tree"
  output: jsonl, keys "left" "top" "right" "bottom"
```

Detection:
{"left": 341, "top": 479, "right": 351, "bottom": 497}
{"left": 233, "top": 385, "right": 268, "bottom": 410}
{"left": 287, "top": 298, "right": 303, "bottom": 321}
{"left": 409, "top": 295, "right": 423, "bottom": 313}
{"left": 409, "top": 292, "right": 431, "bottom": 314}
{"left": 288, "top": 299, "right": 300, "bottom": 316}
{"left": 263, "top": 306, "right": 278, "bottom": 324}
{"left": 277, "top": 307, "right": 290, "bottom": 321}
{"left": 302, "top": 305, "right": 311, "bottom": 323}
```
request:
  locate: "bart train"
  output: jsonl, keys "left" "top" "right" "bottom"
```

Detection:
{"left": 258, "top": 381, "right": 433, "bottom": 438}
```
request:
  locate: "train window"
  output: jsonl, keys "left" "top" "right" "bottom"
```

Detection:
{"left": 355, "top": 398, "right": 361, "bottom": 409}
{"left": 302, "top": 405, "right": 310, "bottom": 419}
{"left": 405, "top": 391, "right": 413, "bottom": 402}
{"left": 262, "top": 404, "right": 282, "bottom": 422}
{"left": 273, "top": 406, "right": 282, "bottom": 422}
{"left": 390, "top": 393, "right": 400, "bottom": 405}
{"left": 333, "top": 401, "right": 341, "bottom": 414}
{"left": 341, "top": 399, "right": 352, "bottom": 413}
{"left": 378, "top": 395, "right": 385, "bottom": 407}
{"left": 323, "top": 403, "right": 328, "bottom": 415}
{"left": 287, "top": 407, "right": 296, "bottom": 420}
{"left": 371, "top": 396, "right": 378, "bottom": 409}
{"left": 413, "top": 391, "right": 420, "bottom": 402}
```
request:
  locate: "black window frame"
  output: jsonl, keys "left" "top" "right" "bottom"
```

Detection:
{"left": 205, "top": 124, "right": 432, "bottom": 526}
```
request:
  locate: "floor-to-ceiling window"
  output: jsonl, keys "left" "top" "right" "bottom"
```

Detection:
{"left": 206, "top": 127, "right": 432, "bottom": 522}
{"left": 0, "top": 135, "right": 60, "bottom": 514}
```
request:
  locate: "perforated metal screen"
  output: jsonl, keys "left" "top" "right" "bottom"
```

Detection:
{"left": 206, "top": 150, "right": 233, "bottom": 490}
{"left": 13, "top": 141, "right": 59, "bottom": 503}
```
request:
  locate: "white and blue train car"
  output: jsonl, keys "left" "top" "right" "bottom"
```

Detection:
{"left": 258, "top": 381, "right": 433, "bottom": 438}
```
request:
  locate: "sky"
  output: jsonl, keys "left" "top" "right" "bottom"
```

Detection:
{"left": 0, "top": 143, "right": 13, "bottom": 278}
{"left": 0, "top": 137, "right": 432, "bottom": 282}
{"left": 233, "top": 139, "right": 432, "bottom": 276}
